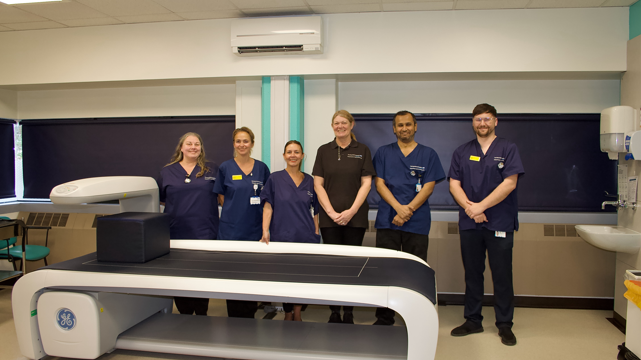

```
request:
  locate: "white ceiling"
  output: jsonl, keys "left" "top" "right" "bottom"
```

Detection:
{"left": 0, "top": 0, "right": 637, "bottom": 32}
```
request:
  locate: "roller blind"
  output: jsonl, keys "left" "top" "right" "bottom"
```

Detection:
{"left": 354, "top": 113, "right": 615, "bottom": 212}
{"left": 22, "top": 116, "right": 235, "bottom": 199}
{"left": 0, "top": 119, "right": 15, "bottom": 199}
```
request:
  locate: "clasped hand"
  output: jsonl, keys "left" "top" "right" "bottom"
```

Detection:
{"left": 465, "top": 200, "right": 488, "bottom": 223}
{"left": 392, "top": 204, "right": 415, "bottom": 227}
{"left": 330, "top": 208, "right": 356, "bottom": 226}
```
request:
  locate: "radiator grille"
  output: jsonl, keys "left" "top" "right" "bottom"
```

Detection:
{"left": 544, "top": 225, "right": 579, "bottom": 237}
{"left": 25, "top": 213, "right": 70, "bottom": 227}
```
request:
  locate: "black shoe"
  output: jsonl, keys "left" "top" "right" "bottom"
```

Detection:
{"left": 328, "top": 312, "right": 342, "bottom": 323}
{"left": 498, "top": 327, "right": 517, "bottom": 346}
{"left": 451, "top": 320, "right": 484, "bottom": 336}
{"left": 342, "top": 312, "right": 354, "bottom": 324}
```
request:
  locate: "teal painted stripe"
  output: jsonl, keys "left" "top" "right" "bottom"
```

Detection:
{"left": 631, "top": 1, "right": 641, "bottom": 40}
{"left": 289, "top": 76, "right": 305, "bottom": 168}
{"left": 289, "top": 76, "right": 303, "bottom": 143}
{"left": 261, "top": 77, "right": 271, "bottom": 168}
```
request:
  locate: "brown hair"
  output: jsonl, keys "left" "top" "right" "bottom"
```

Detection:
{"left": 472, "top": 103, "right": 497, "bottom": 118}
{"left": 232, "top": 126, "right": 255, "bottom": 157}
{"left": 332, "top": 110, "right": 357, "bottom": 141}
{"left": 283, "top": 140, "right": 304, "bottom": 172}
{"left": 165, "top": 132, "right": 208, "bottom": 178}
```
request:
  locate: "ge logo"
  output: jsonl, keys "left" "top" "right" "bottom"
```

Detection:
{"left": 56, "top": 308, "right": 76, "bottom": 331}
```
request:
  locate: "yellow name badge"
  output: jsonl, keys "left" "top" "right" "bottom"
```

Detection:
{"left": 469, "top": 155, "right": 480, "bottom": 162}
{"left": 232, "top": 175, "right": 242, "bottom": 180}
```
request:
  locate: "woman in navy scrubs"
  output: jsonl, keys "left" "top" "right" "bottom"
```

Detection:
{"left": 158, "top": 132, "right": 219, "bottom": 316}
{"left": 312, "top": 110, "right": 376, "bottom": 324}
{"left": 260, "top": 140, "right": 320, "bottom": 321}
{"left": 213, "top": 126, "right": 270, "bottom": 318}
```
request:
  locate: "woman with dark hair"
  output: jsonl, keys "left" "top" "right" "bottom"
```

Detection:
{"left": 158, "top": 132, "right": 219, "bottom": 316}
{"left": 260, "top": 140, "right": 320, "bottom": 321}
{"left": 213, "top": 126, "right": 270, "bottom": 318}
{"left": 312, "top": 110, "right": 376, "bottom": 324}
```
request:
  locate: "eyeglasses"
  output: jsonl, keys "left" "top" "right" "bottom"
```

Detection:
{"left": 474, "top": 117, "right": 494, "bottom": 123}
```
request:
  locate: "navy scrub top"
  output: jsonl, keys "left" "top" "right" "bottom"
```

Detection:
{"left": 448, "top": 137, "right": 525, "bottom": 232}
{"left": 260, "top": 170, "right": 320, "bottom": 244}
{"left": 158, "top": 162, "right": 220, "bottom": 240}
{"left": 213, "top": 159, "right": 270, "bottom": 240}
{"left": 373, "top": 142, "right": 445, "bottom": 236}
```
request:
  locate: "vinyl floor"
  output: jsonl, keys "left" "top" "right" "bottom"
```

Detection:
{"left": 0, "top": 287, "right": 626, "bottom": 360}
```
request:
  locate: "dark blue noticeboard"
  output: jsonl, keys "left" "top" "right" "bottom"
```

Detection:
{"left": 21, "top": 116, "right": 235, "bottom": 199}
{"left": 0, "top": 119, "right": 15, "bottom": 199}
{"left": 353, "top": 113, "right": 616, "bottom": 212}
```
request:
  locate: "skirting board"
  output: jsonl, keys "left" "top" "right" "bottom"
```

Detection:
{"left": 438, "top": 293, "right": 614, "bottom": 310}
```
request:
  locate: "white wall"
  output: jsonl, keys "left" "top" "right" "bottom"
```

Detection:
{"left": 17, "top": 84, "right": 236, "bottom": 119}
{"left": 235, "top": 80, "right": 263, "bottom": 161}
{"left": 614, "top": 34, "right": 641, "bottom": 320}
{"left": 0, "top": 8, "right": 627, "bottom": 86}
{"left": 340, "top": 79, "right": 621, "bottom": 114}
{"left": 0, "top": 89, "right": 17, "bottom": 119}
{"left": 304, "top": 79, "right": 337, "bottom": 175}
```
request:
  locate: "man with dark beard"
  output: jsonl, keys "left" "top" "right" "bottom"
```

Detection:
{"left": 448, "top": 103, "right": 524, "bottom": 346}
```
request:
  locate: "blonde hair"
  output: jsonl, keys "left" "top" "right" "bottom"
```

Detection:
{"left": 332, "top": 110, "right": 357, "bottom": 141}
{"left": 165, "top": 132, "right": 208, "bottom": 178}
{"left": 232, "top": 127, "right": 255, "bottom": 157}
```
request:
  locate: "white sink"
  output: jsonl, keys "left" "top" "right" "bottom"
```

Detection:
{"left": 575, "top": 225, "right": 641, "bottom": 254}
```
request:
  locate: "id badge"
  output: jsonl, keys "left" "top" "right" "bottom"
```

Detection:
{"left": 416, "top": 183, "right": 422, "bottom": 192}
{"left": 495, "top": 231, "right": 506, "bottom": 238}
{"left": 250, "top": 196, "right": 260, "bottom": 205}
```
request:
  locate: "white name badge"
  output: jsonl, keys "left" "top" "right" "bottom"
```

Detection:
{"left": 250, "top": 196, "right": 260, "bottom": 205}
{"left": 416, "top": 184, "right": 422, "bottom": 192}
{"left": 495, "top": 231, "right": 506, "bottom": 238}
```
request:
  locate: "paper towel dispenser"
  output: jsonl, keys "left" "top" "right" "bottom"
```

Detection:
{"left": 601, "top": 106, "right": 640, "bottom": 160}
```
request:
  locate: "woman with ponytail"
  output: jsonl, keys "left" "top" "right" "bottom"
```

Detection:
{"left": 312, "top": 110, "right": 376, "bottom": 324}
{"left": 259, "top": 140, "right": 320, "bottom": 321}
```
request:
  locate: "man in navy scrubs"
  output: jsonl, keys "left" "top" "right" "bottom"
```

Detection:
{"left": 372, "top": 110, "right": 445, "bottom": 325}
{"left": 448, "top": 103, "right": 524, "bottom": 346}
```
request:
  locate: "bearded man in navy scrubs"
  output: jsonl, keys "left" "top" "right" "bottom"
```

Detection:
{"left": 372, "top": 110, "right": 445, "bottom": 326}
{"left": 448, "top": 103, "right": 524, "bottom": 346}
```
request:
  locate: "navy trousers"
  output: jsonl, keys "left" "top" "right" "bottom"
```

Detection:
{"left": 460, "top": 228, "right": 514, "bottom": 328}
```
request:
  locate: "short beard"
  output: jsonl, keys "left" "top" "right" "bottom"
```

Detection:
{"left": 474, "top": 127, "right": 494, "bottom": 138}
{"left": 395, "top": 133, "right": 414, "bottom": 143}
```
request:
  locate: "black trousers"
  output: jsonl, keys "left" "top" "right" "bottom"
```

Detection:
{"left": 174, "top": 297, "right": 209, "bottom": 316}
{"left": 227, "top": 300, "right": 258, "bottom": 318}
{"left": 375, "top": 229, "right": 429, "bottom": 325}
{"left": 460, "top": 228, "right": 514, "bottom": 328}
{"left": 320, "top": 226, "right": 366, "bottom": 246}
{"left": 321, "top": 226, "right": 366, "bottom": 314}
{"left": 283, "top": 303, "right": 301, "bottom": 313}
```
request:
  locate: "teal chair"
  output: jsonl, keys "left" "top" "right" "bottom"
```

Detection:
{"left": 0, "top": 216, "right": 50, "bottom": 270}
{"left": 0, "top": 216, "right": 18, "bottom": 271}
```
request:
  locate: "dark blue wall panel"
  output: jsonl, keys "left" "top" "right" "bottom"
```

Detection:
{"left": 354, "top": 113, "right": 616, "bottom": 212}
{"left": 22, "top": 116, "right": 235, "bottom": 199}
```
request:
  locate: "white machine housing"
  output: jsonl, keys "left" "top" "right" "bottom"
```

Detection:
{"left": 231, "top": 16, "right": 323, "bottom": 56}
{"left": 50, "top": 177, "right": 160, "bottom": 213}
{"left": 13, "top": 241, "right": 439, "bottom": 360}
{"left": 601, "top": 106, "right": 640, "bottom": 160}
{"left": 37, "top": 291, "right": 171, "bottom": 359}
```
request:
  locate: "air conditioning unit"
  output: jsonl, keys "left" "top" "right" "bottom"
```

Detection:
{"left": 231, "top": 16, "right": 323, "bottom": 56}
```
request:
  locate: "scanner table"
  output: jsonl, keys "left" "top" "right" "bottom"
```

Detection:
{"left": 13, "top": 240, "right": 438, "bottom": 360}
